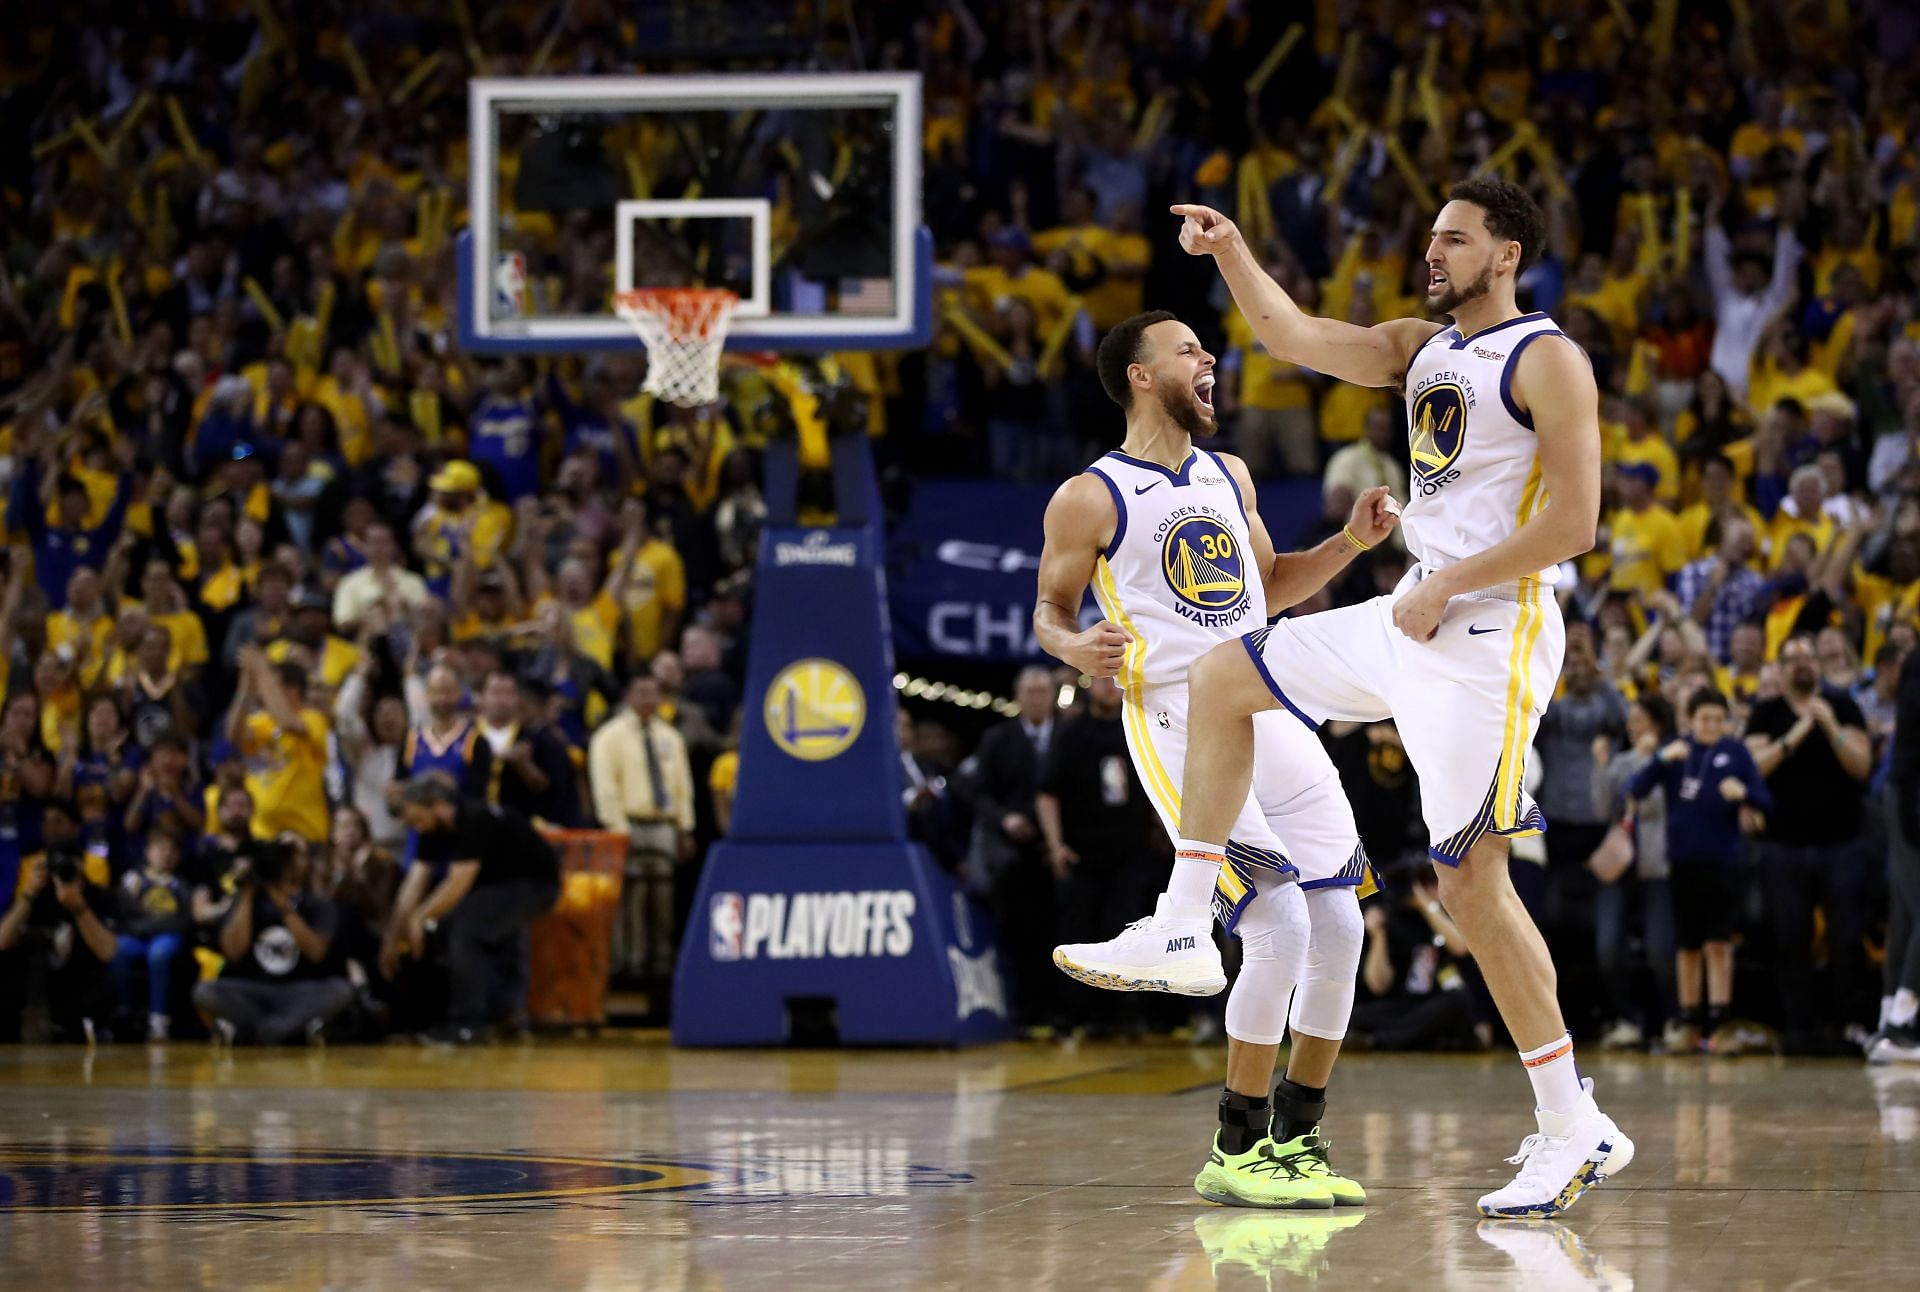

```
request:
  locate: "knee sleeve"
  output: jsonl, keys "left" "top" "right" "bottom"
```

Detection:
{"left": 1288, "top": 887, "right": 1364, "bottom": 1041}
{"left": 1225, "top": 883, "right": 1310, "bottom": 1045}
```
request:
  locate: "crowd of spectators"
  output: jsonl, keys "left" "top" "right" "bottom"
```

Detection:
{"left": 3, "top": 2, "right": 1920, "bottom": 1058}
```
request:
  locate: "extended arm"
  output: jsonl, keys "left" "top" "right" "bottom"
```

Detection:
{"left": 1171, "top": 203, "right": 1440, "bottom": 388}
{"left": 413, "top": 860, "right": 480, "bottom": 925}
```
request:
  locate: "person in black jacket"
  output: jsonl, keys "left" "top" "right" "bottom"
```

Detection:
{"left": 1746, "top": 634, "right": 1877, "bottom": 1052}
{"left": 965, "top": 666, "right": 1059, "bottom": 1027}
{"left": 467, "top": 671, "right": 579, "bottom": 826}
{"left": 1037, "top": 676, "right": 1159, "bottom": 1027}
{"left": 389, "top": 780, "right": 561, "bottom": 1043}
{"left": 1871, "top": 649, "right": 1920, "bottom": 1062}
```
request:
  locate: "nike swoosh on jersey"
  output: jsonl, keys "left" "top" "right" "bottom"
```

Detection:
{"left": 1134, "top": 481, "right": 1163, "bottom": 495}
{"left": 1467, "top": 624, "right": 1500, "bottom": 635}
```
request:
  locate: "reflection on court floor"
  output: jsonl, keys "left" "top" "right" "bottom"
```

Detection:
{"left": 3, "top": 1041, "right": 1918, "bottom": 1290}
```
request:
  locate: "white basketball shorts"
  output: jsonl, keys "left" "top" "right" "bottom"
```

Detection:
{"left": 1119, "top": 678, "right": 1367, "bottom": 932}
{"left": 1242, "top": 566, "right": 1564, "bottom": 866}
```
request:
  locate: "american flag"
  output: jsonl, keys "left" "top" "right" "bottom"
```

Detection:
{"left": 837, "top": 277, "right": 895, "bottom": 315}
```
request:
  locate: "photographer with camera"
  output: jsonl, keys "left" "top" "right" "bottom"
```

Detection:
{"left": 191, "top": 832, "right": 352, "bottom": 1044}
{"left": 0, "top": 824, "right": 118, "bottom": 1042}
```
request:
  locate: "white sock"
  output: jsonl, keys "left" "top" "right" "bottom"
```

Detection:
{"left": 1519, "top": 1033, "right": 1584, "bottom": 1115}
{"left": 1167, "top": 839, "right": 1225, "bottom": 912}
{"left": 1881, "top": 995, "right": 1895, "bottom": 1031}
{"left": 1894, "top": 988, "right": 1920, "bottom": 1029}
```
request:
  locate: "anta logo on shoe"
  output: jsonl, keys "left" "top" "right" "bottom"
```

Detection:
{"left": 1166, "top": 935, "right": 1197, "bottom": 953}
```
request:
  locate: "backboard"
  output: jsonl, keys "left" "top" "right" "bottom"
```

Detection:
{"left": 459, "top": 72, "right": 930, "bottom": 354}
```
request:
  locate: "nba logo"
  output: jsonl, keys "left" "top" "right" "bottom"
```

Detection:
{"left": 709, "top": 892, "right": 745, "bottom": 960}
{"left": 492, "top": 252, "right": 529, "bottom": 318}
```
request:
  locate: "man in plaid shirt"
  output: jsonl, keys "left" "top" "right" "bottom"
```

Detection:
{"left": 1675, "top": 513, "right": 1769, "bottom": 661}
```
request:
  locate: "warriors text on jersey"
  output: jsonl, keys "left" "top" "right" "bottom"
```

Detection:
{"left": 1401, "top": 312, "right": 1569, "bottom": 588}
{"left": 1082, "top": 450, "right": 1269, "bottom": 691}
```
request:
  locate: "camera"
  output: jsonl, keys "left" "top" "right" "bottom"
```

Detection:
{"left": 248, "top": 840, "right": 294, "bottom": 889}
{"left": 48, "top": 846, "right": 81, "bottom": 886}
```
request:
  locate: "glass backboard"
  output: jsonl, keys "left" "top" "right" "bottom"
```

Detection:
{"left": 459, "top": 73, "right": 929, "bottom": 353}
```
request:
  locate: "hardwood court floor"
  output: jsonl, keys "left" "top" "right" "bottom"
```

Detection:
{"left": 3, "top": 1038, "right": 1918, "bottom": 1290}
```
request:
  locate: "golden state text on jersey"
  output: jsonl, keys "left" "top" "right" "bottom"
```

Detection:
{"left": 1155, "top": 505, "right": 1253, "bottom": 628}
{"left": 1407, "top": 370, "right": 1474, "bottom": 498}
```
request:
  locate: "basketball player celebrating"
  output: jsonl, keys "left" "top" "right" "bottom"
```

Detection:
{"left": 1035, "top": 309, "right": 1397, "bottom": 1207}
{"left": 1142, "top": 179, "right": 1628, "bottom": 1219}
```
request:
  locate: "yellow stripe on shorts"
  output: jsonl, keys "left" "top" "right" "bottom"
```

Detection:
{"left": 1495, "top": 461, "right": 1546, "bottom": 830}
{"left": 1091, "top": 559, "right": 1183, "bottom": 820}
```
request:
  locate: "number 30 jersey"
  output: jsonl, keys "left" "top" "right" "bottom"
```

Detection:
{"left": 1081, "top": 448, "right": 1269, "bottom": 692}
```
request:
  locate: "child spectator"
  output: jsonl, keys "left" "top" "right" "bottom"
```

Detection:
{"left": 110, "top": 827, "right": 192, "bottom": 1041}
{"left": 1628, "top": 690, "right": 1772, "bottom": 1052}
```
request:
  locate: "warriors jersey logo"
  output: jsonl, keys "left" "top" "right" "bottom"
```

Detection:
{"left": 1409, "top": 382, "right": 1469, "bottom": 481}
{"left": 1160, "top": 516, "right": 1245, "bottom": 611}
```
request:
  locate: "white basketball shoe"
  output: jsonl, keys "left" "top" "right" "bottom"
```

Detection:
{"left": 1477, "top": 1078, "right": 1635, "bottom": 1219}
{"left": 1051, "top": 895, "right": 1226, "bottom": 996}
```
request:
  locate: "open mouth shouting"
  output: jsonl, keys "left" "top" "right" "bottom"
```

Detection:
{"left": 1194, "top": 372, "right": 1215, "bottom": 416}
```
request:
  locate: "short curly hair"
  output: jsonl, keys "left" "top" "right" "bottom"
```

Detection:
{"left": 1096, "top": 309, "right": 1178, "bottom": 409}
{"left": 1447, "top": 177, "right": 1547, "bottom": 275}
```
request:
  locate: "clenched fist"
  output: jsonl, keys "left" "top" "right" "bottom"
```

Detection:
{"left": 1066, "top": 619, "right": 1134, "bottom": 679}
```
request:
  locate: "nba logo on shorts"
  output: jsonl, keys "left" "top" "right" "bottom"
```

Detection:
{"left": 709, "top": 892, "right": 745, "bottom": 960}
{"left": 492, "top": 252, "right": 529, "bottom": 318}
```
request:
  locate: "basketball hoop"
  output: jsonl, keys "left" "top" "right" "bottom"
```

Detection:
{"left": 614, "top": 288, "right": 738, "bottom": 407}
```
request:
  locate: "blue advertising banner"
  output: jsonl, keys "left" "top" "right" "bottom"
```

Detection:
{"left": 886, "top": 476, "right": 1323, "bottom": 663}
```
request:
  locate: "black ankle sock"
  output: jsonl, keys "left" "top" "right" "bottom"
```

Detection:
{"left": 1680, "top": 1004, "right": 1704, "bottom": 1028}
{"left": 1706, "top": 1004, "right": 1730, "bottom": 1029}
{"left": 1218, "top": 1090, "right": 1271, "bottom": 1155}
{"left": 1273, "top": 1078, "right": 1328, "bottom": 1144}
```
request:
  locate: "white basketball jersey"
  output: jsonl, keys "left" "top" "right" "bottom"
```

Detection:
{"left": 1083, "top": 449, "right": 1268, "bottom": 691}
{"left": 1401, "top": 312, "right": 1569, "bottom": 588}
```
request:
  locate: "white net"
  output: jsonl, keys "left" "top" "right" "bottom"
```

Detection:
{"left": 614, "top": 288, "right": 739, "bottom": 407}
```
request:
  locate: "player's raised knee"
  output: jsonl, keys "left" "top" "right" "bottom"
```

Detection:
{"left": 1189, "top": 638, "right": 1266, "bottom": 713}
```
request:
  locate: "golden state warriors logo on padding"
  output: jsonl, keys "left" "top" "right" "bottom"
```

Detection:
{"left": 765, "top": 658, "right": 865, "bottom": 761}
{"left": 1409, "top": 382, "right": 1468, "bottom": 481}
{"left": 1161, "top": 516, "right": 1245, "bottom": 611}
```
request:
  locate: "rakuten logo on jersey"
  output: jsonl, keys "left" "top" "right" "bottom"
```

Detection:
{"left": 710, "top": 890, "right": 917, "bottom": 961}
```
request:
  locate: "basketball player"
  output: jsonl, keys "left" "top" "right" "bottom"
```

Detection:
{"left": 1034, "top": 309, "right": 1398, "bottom": 1207}
{"left": 1133, "top": 178, "right": 1627, "bottom": 1219}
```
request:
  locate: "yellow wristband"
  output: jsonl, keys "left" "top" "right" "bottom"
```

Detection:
{"left": 1342, "top": 524, "right": 1372, "bottom": 552}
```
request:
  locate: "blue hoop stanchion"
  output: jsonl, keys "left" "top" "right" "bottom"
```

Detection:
{"left": 672, "top": 431, "right": 1008, "bottom": 1046}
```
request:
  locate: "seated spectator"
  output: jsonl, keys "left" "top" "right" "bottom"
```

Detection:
{"left": 0, "top": 842, "right": 118, "bottom": 1042}
{"left": 318, "top": 804, "right": 401, "bottom": 1030}
{"left": 1349, "top": 865, "right": 1488, "bottom": 1053}
{"left": 388, "top": 778, "right": 561, "bottom": 1044}
{"left": 191, "top": 785, "right": 260, "bottom": 943}
{"left": 110, "top": 827, "right": 193, "bottom": 1041}
{"left": 192, "top": 834, "right": 352, "bottom": 1045}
